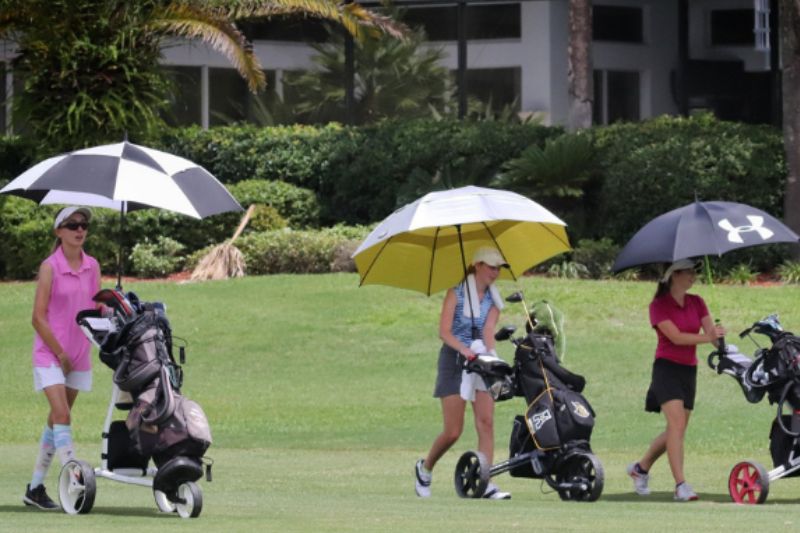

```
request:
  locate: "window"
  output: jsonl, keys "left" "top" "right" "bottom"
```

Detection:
{"left": 593, "top": 70, "right": 640, "bottom": 124}
{"left": 710, "top": 9, "right": 754, "bottom": 46}
{"left": 459, "top": 67, "right": 521, "bottom": 113}
{"left": 403, "top": 3, "right": 521, "bottom": 41}
{"left": 209, "top": 68, "right": 277, "bottom": 126}
{"left": 592, "top": 5, "right": 643, "bottom": 43}
{"left": 163, "top": 66, "right": 202, "bottom": 127}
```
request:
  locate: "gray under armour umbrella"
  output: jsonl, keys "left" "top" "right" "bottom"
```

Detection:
{"left": 612, "top": 201, "right": 800, "bottom": 273}
{"left": 0, "top": 141, "right": 243, "bottom": 287}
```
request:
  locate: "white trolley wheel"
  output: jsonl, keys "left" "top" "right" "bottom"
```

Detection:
{"left": 58, "top": 460, "right": 96, "bottom": 515}
{"left": 153, "top": 489, "right": 177, "bottom": 513}
{"left": 174, "top": 481, "right": 203, "bottom": 518}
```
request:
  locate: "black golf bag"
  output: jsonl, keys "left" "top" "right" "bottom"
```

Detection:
{"left": 78, "top": 289, "right": 212, "bottom": 487}
{"left": 507, "top": 332, "right": 596, "bottom": 478}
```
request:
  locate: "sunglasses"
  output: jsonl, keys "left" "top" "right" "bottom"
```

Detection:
{"left": 60, "top": 221, "right": 89, "bottom": 231}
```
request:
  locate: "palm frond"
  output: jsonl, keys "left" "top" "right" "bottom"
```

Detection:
{"left": 150, "top": 2, "right": 266, "bottom": 92}
{"left": 226, "top": 0, "right": 407, "bottom": 41}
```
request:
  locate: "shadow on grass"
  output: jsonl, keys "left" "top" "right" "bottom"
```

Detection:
{"left": 0, "top": 505, "right": 170, "bottom": 518}
{"left": 601, "top": 491, "right": 800, "bottom": 504}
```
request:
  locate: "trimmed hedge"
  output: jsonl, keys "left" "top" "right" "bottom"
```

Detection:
{"left": 0, "top": 115, "right": 793, "bottom": 279}
{"left": 156, "top": 119, "right": 558, "bottom": 225}
{"left": 591, "top": 113, "right": 785, "bottom": 244}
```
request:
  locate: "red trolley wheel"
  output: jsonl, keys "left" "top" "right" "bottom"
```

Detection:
{"left": 728, "top": 461, "right": 769, "bottom": 504}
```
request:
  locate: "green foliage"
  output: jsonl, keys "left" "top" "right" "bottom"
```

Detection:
{"left": 157, "top": 119, "right": 556, "bottom": 225}
{"left": 237, "top": 225, "right": 371, "bottom": 275}
{"left": 777, "top": 261, "right": 800, "bottom": 284}
{"left": 571, "top": 238, "right": 620, "bottom": 279}
{"left": 546, "top": 260, "right": 589, "bottom": 279}
{"left": 6, "top": 0, "right": 171, "bottom": 153}
{"left": 129, "top": 235, "right": 185, "bottom": 278}
{"left": 0, "top": 197, "right": 58, "bottom": 278}
{"left": 495, "top": 132, "right": 595, "bottom": 199}
{"left": 0, "top": 136, "right": 38, "bottom": 184}
{"left": 228, "top": 179, "right": 320, "bottom": 228}
{"left": 593, "top": 113, "right": 785, "bottom": 244}
{"left": 282, "top": 19, "right": 452, "bottom": 124}
{"left": 723, "top": 263, "right": 757, "bottom": 285}
{"left": 250, "top": 204, "right": 288, "bottom": 232}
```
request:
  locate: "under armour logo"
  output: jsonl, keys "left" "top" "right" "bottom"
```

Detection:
{"left": 718, "top": 216, "right": 774, "bottom": 243}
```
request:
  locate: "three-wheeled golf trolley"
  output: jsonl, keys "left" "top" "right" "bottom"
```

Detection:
{"left": 708, "top": 314, "right": 800, "bottom": 504}
{"left": 61, "top": 289, "right": 212, "bottom": 518}
{"left": 454, "top": 293, "right": 604, "bottom": 501}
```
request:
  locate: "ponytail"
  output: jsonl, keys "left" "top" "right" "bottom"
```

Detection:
{"left": 50, "top": 238, "right": 62, "bottom": 254}
{"left": 654, "top": 279, "right": 670, "bottom": 299}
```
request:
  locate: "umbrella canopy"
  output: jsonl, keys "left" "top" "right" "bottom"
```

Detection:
{"left": 353, "top": 186, "right": 571, "bottom": 295}
{"left": 612, "top": 201, "right": 800, "bottom": 273}
{"left": 0, "top": 141, "right": 242, "bottom": 218}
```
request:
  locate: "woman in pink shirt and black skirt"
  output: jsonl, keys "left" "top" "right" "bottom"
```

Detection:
{"left": 626, "top": 258, "right": 725, "bottom": 502}
{"left": 23, "top": 206, "right": 101, "bottom": 511}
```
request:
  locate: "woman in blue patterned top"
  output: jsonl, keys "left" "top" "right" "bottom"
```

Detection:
{"left": 414, "top": 247, "right": 511, "bottom": 499}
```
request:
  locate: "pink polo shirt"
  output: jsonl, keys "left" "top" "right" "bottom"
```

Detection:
{"left": 32, "top": 246, "right": 100, "bottom": 371}
{"left": 649, "top": 292, "right": 709, "bottom": 366}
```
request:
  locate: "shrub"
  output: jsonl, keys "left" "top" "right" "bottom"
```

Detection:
{"left": 156, "top": 119, "right": 556, "bottom": 225}
{"left": 594, "top": 113, "right": 785, "bottom": 246}
{"left": 129, "top": 236, "right": 185, "bottom": 278}
{"left": 228, "top": 179, "right": 319, "bottom": 228}
{"left": 723, "top": 263, "right": 757, "bottom": 285}
{"left": 571, "top": 238, "right": 620, "bottom": 279}
{"left": 250, "top": 205, "right": 288, "bottom": 232}
{"left": 0, "top": 197, "right": 58, "bottom": 279}
{"left": 546, "top": 260, "right": 589, "bottom": 279}
{"left": 777, "top": 261, "right": 800, "bottom": 284}
{"left": 237, "top": 226, "right": 371, "bottom": 275}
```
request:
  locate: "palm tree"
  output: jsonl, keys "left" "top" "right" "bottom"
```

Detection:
{"left": 779, "top": 0, "right": 800, "bottom": 246}
{"left": 0, "top": 0, "right": 404, "bottom": 152}
{"left": 567, "top": 0, "right": 593, "bottom": 131}
{"left": 281, "top": 20, "right": 452, "bottom": 125}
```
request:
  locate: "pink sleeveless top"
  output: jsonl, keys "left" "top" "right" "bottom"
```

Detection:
{"left": 32, "top": 246, "right": 100, "bottom": 371}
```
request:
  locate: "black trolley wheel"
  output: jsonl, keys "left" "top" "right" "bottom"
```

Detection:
{"left": 454, "top": 451, "right": 490, "bottom": 498}
{"left": 555, "top": 452, "right": 604, "bottom": 502}
{"left": 58, "top": 459, "right": 96, "bottom": 514}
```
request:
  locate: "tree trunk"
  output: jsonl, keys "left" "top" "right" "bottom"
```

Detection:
{"left": 781, "top": 0, "right": 800, "bottom": 253}
{"left": 567, "top": 0, "right": 593, "bottom": 131}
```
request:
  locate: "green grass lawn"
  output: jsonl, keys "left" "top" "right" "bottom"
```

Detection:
{"left": 2, "top": 274, "right": 800, "bottom": 531}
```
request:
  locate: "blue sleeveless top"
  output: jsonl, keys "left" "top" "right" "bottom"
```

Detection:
{"left": 451, "top": 281, "right": 495, "bottom": 346}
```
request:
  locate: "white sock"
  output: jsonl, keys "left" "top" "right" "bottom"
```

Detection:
{"left": 30, "top": 425, "right": 55, "bottom": 489}
{"left": 53, "top": 424, "right": 75, "bottom": 466}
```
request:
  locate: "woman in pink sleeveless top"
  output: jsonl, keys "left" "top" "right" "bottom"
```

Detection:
{"left": 23, "top": 206, "right": 101, "bottom": 511}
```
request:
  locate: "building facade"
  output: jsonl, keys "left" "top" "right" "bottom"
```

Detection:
{"left": 0, "top": 0, "right": 778, "bottom": 131}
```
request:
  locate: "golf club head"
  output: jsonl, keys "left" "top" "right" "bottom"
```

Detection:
{"left": 505, "top": 291, "right": 524, "bottom": 303}
{"left": 495, "top": 325, "right": 517, "bottom": 342}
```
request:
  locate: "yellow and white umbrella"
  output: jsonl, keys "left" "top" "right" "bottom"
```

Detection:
{"left": 353, "top": 186, "right": 571, "bottom": 295}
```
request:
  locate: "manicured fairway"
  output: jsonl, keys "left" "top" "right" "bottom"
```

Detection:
{"left": 1, "top": 274, "right": 798, "bottom": 531}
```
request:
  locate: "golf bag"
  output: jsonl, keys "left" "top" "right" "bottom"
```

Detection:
{"left": 80, "top": 289, "right": 212, "bottom": 469}
{"left": 507, "top": 331, "right": 595, "bottom": 477}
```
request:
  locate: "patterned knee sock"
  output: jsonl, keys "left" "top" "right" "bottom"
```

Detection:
{"left": 53, "top": 424, "right": 75, "bottom": 466}
{"left": 30, "top": 425, "right": 55, "bottom": 489}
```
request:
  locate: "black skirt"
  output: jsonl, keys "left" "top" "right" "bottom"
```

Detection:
{"left": 645, "top": 358, "right": 697, "bottom": 413}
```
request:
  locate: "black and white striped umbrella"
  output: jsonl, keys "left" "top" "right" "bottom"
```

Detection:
{"left": 0, "top": 141, "right": 242, "bottom": 218}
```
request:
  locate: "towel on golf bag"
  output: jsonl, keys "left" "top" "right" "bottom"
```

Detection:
{"left": 460, "top": 339, "right": 492, "bottom": 401}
